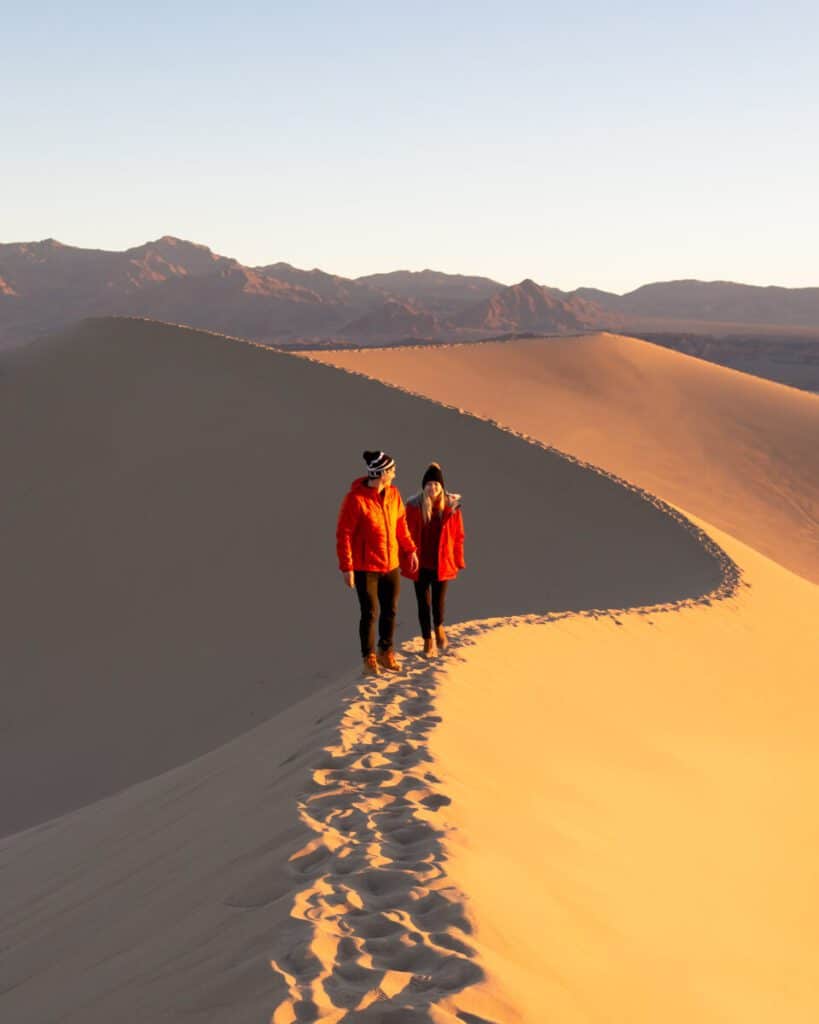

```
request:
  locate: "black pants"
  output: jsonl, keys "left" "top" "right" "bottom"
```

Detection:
{"left": 413, "top": 568, "right": 448, "bottom": 639}
{"left": 354, "top": 569, "right": 400, "bottom": 657}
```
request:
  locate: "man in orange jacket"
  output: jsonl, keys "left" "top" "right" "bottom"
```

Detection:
{"left": 336, "top": 450, "right": 418, "bottom": 676}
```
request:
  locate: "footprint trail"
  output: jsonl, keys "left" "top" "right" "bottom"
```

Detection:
{"left": 270, "top": 639, "right": 500, "bottom": 1023}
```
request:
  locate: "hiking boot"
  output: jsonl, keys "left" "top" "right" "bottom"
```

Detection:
{"left": 362, "top": 653, "right": 380, "bottom": 676}
{"left": 376, "top": 648, "right": 401, "bottom": 672}
{"left": 423, "top": 637, "right": 436, "bottom": 658}
{"left": 434, "top": 626, "right": 448, "bottom": 650}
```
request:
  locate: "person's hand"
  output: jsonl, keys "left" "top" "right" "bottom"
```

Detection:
{"left": 408, "top": 552, "right": 419, "bottom": 575}
{"left": 343, "top": 570, "right": 355, "bottom": 589}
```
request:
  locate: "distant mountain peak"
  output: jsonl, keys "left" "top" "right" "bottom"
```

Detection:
{"left": 139, "top": 235, "right": 214, "bottom": 254}
{"left": 10, "top": 238, "right": 68, "bottom": 251}
{"left": 454, "top": 277, "right": 609, "bottom": 332}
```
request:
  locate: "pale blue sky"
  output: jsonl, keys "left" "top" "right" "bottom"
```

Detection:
{"left": 4, "top": 1, "right": 817, "bottom": 291}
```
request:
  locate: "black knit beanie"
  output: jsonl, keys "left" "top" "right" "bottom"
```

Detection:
{"left": 363, "top": 450, "right": 396, "bottom": 478}
{"left": 422, "top": 462, "right": 445, "bottom": 489}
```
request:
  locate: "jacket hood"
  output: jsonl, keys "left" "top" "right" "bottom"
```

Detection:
{"left": 407, "top": 491, "right": 462, "bottom": 511}
{"left": 349, "top": 476, "right": 397, "bottom": 496}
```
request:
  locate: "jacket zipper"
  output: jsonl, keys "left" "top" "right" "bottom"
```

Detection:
{"left": 439, "top": 507, "right": 450, "bottom": 566}
{"left": 377, "top": 489, "right": 391, "bottom": 566}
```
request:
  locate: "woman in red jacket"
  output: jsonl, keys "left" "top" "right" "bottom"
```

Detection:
{"left": 336, "top": 450, "right": 418, "bottom": 676}
{"left": 402, "top": 462, "right": 465, "bottom": 657}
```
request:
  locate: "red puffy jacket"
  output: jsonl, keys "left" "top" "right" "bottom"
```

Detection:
{"left": 401, "top": 493, "right": 466, "bottom": 582}
{"left": 336, "top": 477, "right": 416, "bottom": 573}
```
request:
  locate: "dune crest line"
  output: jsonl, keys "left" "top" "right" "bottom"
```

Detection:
{"left": 297, "top": 347, "right": 743, "bottom": 604}
{"left": 270, "top": 582, "right": 742, "bottom": 1022}
{"left": 268, "top": 354, "right": 742, "bottom": 1022}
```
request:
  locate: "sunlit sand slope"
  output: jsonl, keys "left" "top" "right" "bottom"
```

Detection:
{"left": 292, "top": 336, "right": 818, "bottom": 1021}
{"left": 0, "top": 319, "right": 724, "bottom": 835}
{"left": 309, "top": 333, "right": 819, "bottom": 582}
{"left": 430, "top": 529, "right": 819, "bottom": 1023}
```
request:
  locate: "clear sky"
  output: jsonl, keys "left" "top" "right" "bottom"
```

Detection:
{"left": 4, "top": 1, "right": 817, "bottom": 292}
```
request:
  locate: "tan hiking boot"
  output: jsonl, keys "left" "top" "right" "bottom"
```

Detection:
{"left": 423, "top": 637, "right": 436, "bottom": 658}
{"left": 376, "top": 648, "right": 401, "bottom": 672}
{"left": 362, "top": 653, "right": 380, "bottom": 676}
{"left": 435, "top": 625, "right": 448, "bottom": 650}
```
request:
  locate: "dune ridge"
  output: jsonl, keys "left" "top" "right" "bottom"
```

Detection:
{"left": 1, "top": 317, "right": 738, "bottom": 1023}
{"left": 307, "top": 333, "right": 819, "bottom": 583}
{"left": 279, "top": 339, "right": 818, "bottom": 1021}
{"left": 267, "top": 559, "right": 746, "bottom": 1021}
{"left": 266, "top": 470, "right": 741, "bottom": 1019}
{"left": 0, "top": 319, "right": 726, "bottom": 835}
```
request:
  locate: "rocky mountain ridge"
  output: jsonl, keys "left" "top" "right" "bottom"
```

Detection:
{"left": 1, "top": 236, "right": 817, "bottom": 350}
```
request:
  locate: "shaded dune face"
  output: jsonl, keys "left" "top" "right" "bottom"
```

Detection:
{"left": 0, "top": 319, "right": 727, "bottom": 836}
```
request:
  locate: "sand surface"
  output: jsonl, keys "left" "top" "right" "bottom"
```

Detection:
{"left": 430, "top": 529, "right": 819, "bottom": 1022}
{"left": 308, "top": 334, "right": 819, "bottom": 582}
{"left": 276, "top": 337, "right": 818, "bottom": 1020}
{"left": 2, "top": 319, "right": 816, "bottom": 1022}
{"left": 1, "top": 675, "right": 346, "bottom": 1022}
{"left": 0, "top": 320, "right": 722, "bottom": 835}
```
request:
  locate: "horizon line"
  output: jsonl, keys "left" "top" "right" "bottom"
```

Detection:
{"left": 2, "top": 233, "right": 818, "bottom": 296}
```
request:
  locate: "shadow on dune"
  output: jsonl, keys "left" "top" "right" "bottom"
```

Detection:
{"left": 1, "top": 317, "right": 734, "bottom": 837}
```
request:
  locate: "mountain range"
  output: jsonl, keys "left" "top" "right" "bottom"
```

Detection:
{"left": 2, "top": 236, "right": 818, "bottom": 352}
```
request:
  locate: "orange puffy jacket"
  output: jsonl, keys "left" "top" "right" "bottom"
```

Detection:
{"left": 336, "top": 477, "right": 416, "bottom": 573}
{"left": 401, "top": 493, "right": 466, "bottom": 582}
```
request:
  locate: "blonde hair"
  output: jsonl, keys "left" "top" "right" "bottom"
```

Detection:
{"left": 421, "top": 485, "right": 446, "bottom": 524}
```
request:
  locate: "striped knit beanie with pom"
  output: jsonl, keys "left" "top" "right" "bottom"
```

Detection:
{"left": 363, "top": 450, "right": 396, "bottom": 478}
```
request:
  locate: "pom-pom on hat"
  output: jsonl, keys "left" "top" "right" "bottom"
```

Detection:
{"left": 422, "top": 462, "right": 445, "bottom": 489}
{"left": 363, "top": 450, "right": 396, "bottom": 478}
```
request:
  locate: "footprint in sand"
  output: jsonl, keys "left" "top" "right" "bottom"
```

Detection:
{"left": 269, "top": 650, "right": 494, "bottom": 1023}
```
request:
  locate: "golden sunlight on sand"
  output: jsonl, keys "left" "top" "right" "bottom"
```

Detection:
{"left": 4, "top": 321, "right": 816, "bottom": 1022}
{"left": 430, "top": 524, "right": 819, "bottom": 1023}
{"left": 284, "top": 334, "right": 819, "bottom": 1021}
{"left": 307, "top": 333, "right": 819, "bottom": 582}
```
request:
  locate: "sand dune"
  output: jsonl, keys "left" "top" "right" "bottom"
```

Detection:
{"left": 2, "top": 317, "right": 816, "bottom": 1022}
{"left": 308, "top": 333, "right": 819, "bottom": 582}
{"left": 264, "top": 529, "right": 819, "bottom": 1022}
{"left": 275, "top": 338, "right": 818, "bottom": 1020}
{"left": 0, "top": 675, "right": 346, "bottom": 1022}
{"left": 0, "top": 319, "right": 723, "bottom": 836}
{"left": 430, "top": 529, "right": 819, "bottom": 1022}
